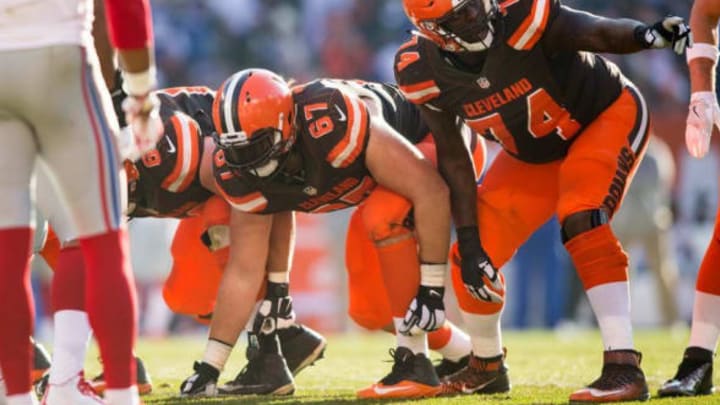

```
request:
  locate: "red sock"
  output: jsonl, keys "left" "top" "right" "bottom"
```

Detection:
{"left": 52, "top": 246, "right": 86, "bottom": 311}
{"left": 0, "top": 227, "right": 34, "bottom": 394}
{"left": 80, "top": 229, "right": 137, "bottom": 389}
{"left": 697, "top": 218, "right": 720, "bottom": 295}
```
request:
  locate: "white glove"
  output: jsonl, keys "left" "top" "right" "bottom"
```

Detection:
{"left": 637, "top": 16, "right": 692, "bottom": 55}
{"left": 122, "top": 93, "right": 163, "bottom": 160}
{"left": 686, "top": 91, "right": 720, "bottom": 158}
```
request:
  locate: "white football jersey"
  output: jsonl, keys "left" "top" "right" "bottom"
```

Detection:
{"left": 0, "top": 0, "right": 93, "bottom": 51}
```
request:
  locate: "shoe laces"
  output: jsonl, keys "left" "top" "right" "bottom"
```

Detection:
{"left": 379, "top": 348, "right": 414, "bottom": 385}
{"left": 588, "top": 363, "right": 640, "bottom": 390}
{"left": 232, "top": 359, "right": 262, "bottom": 385}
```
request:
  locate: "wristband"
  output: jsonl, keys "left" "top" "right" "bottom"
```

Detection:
{"left": 420, "top": 263, "right": 447, "bottom": 287}
{"left": 633, "top": 24, "right": 652, "bottom": 49}
{"left": 122, "top": 66, "right": 157, "bottom": 96}
{"left": 687, "top": 43, "right": 719, "bottom": 64}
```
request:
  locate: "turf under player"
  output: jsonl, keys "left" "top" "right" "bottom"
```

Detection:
{"left": 396, "top": 0, "right": 690, "bottom": 402}
{"left": 0, "top": 0, "right": 160, "bottom": 403}
{"left": 659, "top": 0, "right": 720, "bottom": 397}
{"left": 179, "top": 69, "right": 457, "bottom": 399}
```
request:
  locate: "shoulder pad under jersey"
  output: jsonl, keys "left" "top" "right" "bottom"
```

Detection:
{"left": 500, "top": 0, "right": 560, "bottom": 51}
{"left": 156, "top": 111, "right": 202, "bottom": 193}
{"left": 294, "top": 80, "right": 371, "bottom": 169}
{"left": 393, "top": 35, "right": 443, "bottom": 106}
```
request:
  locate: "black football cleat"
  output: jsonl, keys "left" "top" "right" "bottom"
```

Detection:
{"left": 569, "top": 350, "right": 649, "bottom": 403}
{"left": 658, "top": 346, "right": 714, "bottom": 397}
{"left": 357, "top": 347, "right": 441, "bottom": 399}
{"left": 32, "top": 338, "right": 51, "bottom": 384}
{"left": 179, "top": 361, "right": 219, "bottom": 397}
{"left": 434, "top": 355, "right": 470, "bottom": 381}
{"left": 277, "top": 324, "right": 326, "bottom": 375}
{"left": 440, "top": 350, "right": 510, "bottom": 395}
{"left": 218, "top": 343, "right": 294, "bottom": 396}
{"left": 90, "top": 356, "right": 153, "bottom": 395}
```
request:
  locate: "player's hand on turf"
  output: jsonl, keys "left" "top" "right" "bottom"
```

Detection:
{"left": 122, "top": 93, "right": 163, "bottom": 161}
{"left": 460, "top": 253, "right": 504, "bottom": 303}
{"left": 636, "top": 16, "right": 692, "bottom": 55}
{"left": 179, "top": 361, "right": 219, "bottom": 397}
{"left": 253, "top": 296, "right": 296, "bottom": 335}
{"left": 686, "top": 92, "right": 720, "bottom": 158}
{"left": 400, "top": 285, "right": 446, "bottom": 336}
{"left": 457, "top": 226, "right": 504, "bottom": 303}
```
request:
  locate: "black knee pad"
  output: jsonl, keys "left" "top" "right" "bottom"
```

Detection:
{"left": 561, "top": 209, "right": 609, "bottom": 244}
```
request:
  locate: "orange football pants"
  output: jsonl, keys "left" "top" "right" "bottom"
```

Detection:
{"left": 452, "top": 86, "right": 650, "bottom": 314}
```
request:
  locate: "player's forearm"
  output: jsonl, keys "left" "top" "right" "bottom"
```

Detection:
{"left": 689, "top": 59, "right": 717, "bottom": 93}
{"left": 546, "top": 7, "right": 646, "bottom": 54}
{"left": 688, "top": 0, "right": 720, "bottom": 93}
{"left": 436, "top": 156, "right": 478, "bottom": 229}
{"left": 266, "top": 212, "right": 295, "bottom": 273}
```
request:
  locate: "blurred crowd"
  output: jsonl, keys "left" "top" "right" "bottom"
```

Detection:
{"left": 31, "top": 0, "right": 719, "bottom": 337}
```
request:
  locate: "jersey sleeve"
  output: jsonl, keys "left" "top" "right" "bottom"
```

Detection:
{"left": 159, "top": 112, "right": 202, "bottom": 193}
{"left": 212, "top": 150, "right": 268, "bottom": 213}
{"left": 503, "top": 0, "right": 561, "bottom": 51}
{"left": 297, "top": 81, "right": 372, "bottom": 169}
{"left": 103, "top": 0, "right": 154, "bottom": 49}
{"left": 393, "top": 35, "right": 442, "bottom": 105}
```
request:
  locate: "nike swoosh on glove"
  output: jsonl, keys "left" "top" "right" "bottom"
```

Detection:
{"left": 686, "top": 91, "right": 720, "bottom": 158}
{"left": 636, "top": 16, "right": 692, "bottom": 55}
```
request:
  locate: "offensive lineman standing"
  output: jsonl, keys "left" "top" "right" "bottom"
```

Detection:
{"left": 0, "top": 0, "right": 160, "bottom": 404}
{"left": 396, "top": 0, "right": 690, "bottom": 402}
{"left": 659, "top": 0, "right": 720, "bottom": 397}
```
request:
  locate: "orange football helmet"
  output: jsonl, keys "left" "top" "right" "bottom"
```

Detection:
{"left": 402, "top": 0, "right": 500, "bottom": 52}
{"left": 212, "top": 68, "right": 295, "bottom": 177}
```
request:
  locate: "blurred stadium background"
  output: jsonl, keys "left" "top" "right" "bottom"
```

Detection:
{"left": 30, "top": 0, "right": 713, "bottom": 346}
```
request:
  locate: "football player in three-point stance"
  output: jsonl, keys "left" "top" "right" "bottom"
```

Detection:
{"left": 179, "top": 68, "right": 459, "bottom": 400}
{"left": 36, "top": 83, "right": 327, "bottom": 402}
{"left": 659, "top": 0, "right": 720, "bottom": 397}
{"left": 0, "top": 0, "right": 161, "bottom": 403}
{"left": 396, "top": 0, "right": 690, "bottom": 402}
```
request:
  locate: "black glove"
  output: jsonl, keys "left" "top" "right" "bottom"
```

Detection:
{"left": 635, "top": 16, "right": 692, "bottom": 55}
{"left": 400, "top": 285, "right": 446, "bottom": 336}
{"left": 179, "top": 361, "right": 219, "bottom": 397}
{"left": 457, "top": 226, "right": 504, "bottom": 303}
{"left": 252, "top": 282, "right": 296, "bottom": 335}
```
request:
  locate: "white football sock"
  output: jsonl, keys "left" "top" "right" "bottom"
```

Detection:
{"left": 433, "top": 322, "right": 471, "bottom": 361}
{"left": 688, "top": 291, "right": 720, "bottom": 352}
{"left": 104, "top": 386, "right": 139, "bottom": 405}
{"left": 49, "top": 310, "right": 92, "bottom": 384}
{"left": 461, "top": 310, "right": 503, "bottom": 358}
{"left": 586, "top": 281, "right": 634, "bottom": 351}
{"left": 392, "top": 317, "right": 428, "bottom": 355}
{"left": 6, "top": 392, "right": 37, "bottom": 405}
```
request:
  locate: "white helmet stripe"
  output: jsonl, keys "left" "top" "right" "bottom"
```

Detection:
{"left": 223, "top": 73, "right": 243, "bottom": 134}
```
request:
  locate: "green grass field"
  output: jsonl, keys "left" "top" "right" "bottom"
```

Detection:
{"left": 88, "top": 329, "right": 719, "bottom": 404}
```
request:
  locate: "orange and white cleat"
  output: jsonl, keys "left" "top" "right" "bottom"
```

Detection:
{"left": 357, "top": 347, "right": 441, "bottom": 399}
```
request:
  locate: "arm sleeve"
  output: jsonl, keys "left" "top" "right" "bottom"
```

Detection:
{"left": 103, "top": 0, "right": 154, "bottom": 49}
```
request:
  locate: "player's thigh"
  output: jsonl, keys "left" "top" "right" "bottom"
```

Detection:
{"left": 0, "top": 110, "right": 37, "bottom": 228}
{"left": 558, "top": 85, "right": 650, "bottom": 222}
{"left": 478, "top": 150, "right": 559, "bottom": 267}
{"left": 346, "top": 207, "right": 392, "bottom": 330}
{"left": 34, "top": 45, "right": 124, "bottom": 239}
